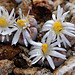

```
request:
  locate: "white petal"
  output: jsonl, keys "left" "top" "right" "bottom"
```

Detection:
{"left": 63, "top": 30, "right": 75, "bottom": 37}
{"left": 57, "top": 5, "right": 61, "bottom": 19}
{"left": 69, "top": 31, "right": 75, "bottom": 33}
{"left": 62, "top": 22, "right": 74, "bottom": 27}
{"left": 10, "top": 27, "right": 18, "bottom": 33}
{"left": 50, "top": 51, "right": 66, "bottom": 59}
{"left": 31, "top": 56, "right": 42, "bottom": 65}
{"left": 23, "top": 37, "right": 28, "bottom": 47}
{"left": 30, "top": 40, "right": 42, "bottom": 46}
{"left": 29, "top": 54, "right": 41, "bottom": 59}
{"left": 60, "top": 11, "right": 70, "bottom": 22}
{"left": 57, "top": 5, "right": 63, "bottom": 21}
{"left": 41, "top": 24, "right": 52, "bottom": 32}
{"left": 52, "top": 14, "right": 56, "bottom": 21}
{"left": 60, "top": 34, "right": 67, "bottom": 48}
{"left": 52, "top": 33, "right": 56, "bottom": 41}
{"left": 8, "top": 8, "right": 14, "bottom": 20}
{"left": 24, "top": 30, "right": 31, "bottom": 41}
{"left": 1, "top": 35, "right": 5, "bottom": 42}
{"left": 52, "top": 47, "right": 66, "bottom": 51}
{"left": 51, "top": 42, "right": 58, "bottom": 47}
{"left": 44, "top": 20, "right": 54, "bottom": 25}
{"left": 64, "top": 27, "right": 75, "bottom": 30}
{"left": 46, "top": 56, "right": 55, "bottom": 69}
{"left": 63, "top": 41, "right": 67, "bottom": 48}
{"left": 24, "top": 30, "right": 42, "bottom": 46}
{"left": 57, "top": 35, "right": 61, "bottom": 47}
{"left": 22, "top": 31, "right": 28, "bottom": 47}
{"left": 19, "top": 8, "right": 22, "bottom": 19}
{"left": 1, "top": 28, "right": 9, "bottom": 35}
{"left": 60, "top": 8, "right": 63, "bottom": 17}
{"left": 46, "top": 31, "right": 54, "bottom": 44}
{"left": 42, "top": 57, "right": 45, "bottom": 62}
{"left": 31, "top": 46, "right": 41, "bottom": 50}
{"left": 29, "top": 49, "right": 41, "bottom": 55}
{"left": 43, "top": 24, "right": 53, "bottom": 28}
{"left": 12, "top": 29, "right": 22, "bottom": 45}
{"left": 41, "top": 26, "right": 50, "bottom": 32}
{"left": 41, "top": 31, "right": 49, "bottom": 43}
{"left": 60, "top": 34, "right": 71, "bottom": 47}
{"left": 6, "top": 35, "right": 9, "bottom": 41}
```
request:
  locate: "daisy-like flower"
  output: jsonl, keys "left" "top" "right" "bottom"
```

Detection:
{"left": 12, "top": 8, "right": 35, "bottom": 47}
{"left": 0, "top": 6, "right": 17, "bottom": 42}
{"left": 29, "top": 32, "right": 66, "bottom": 69}
{"left": 41, "top": 5, "right": 75, "bottom": 48}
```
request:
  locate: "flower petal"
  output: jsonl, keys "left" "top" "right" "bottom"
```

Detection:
{"left": 52, "top": 14, "right": 56, "bottom": 21}
{"left": 50, "top": 51, "right": 66, "bottom": 59}
{"left": 44, "top": 20, "right": 54, "bottom": 25}
{"left": 6, "top": 35, "right": 9, "bottom": 41}
{"left": 62, "top": 22, "right": 74, "bottom": 27}
{"left": 60, "top": 33, "right": 71, "bottom": 47}
{"left": 52, "top": 47, "right": 66, "bottom": 51}
{"left": 29, "top": 54, "right": 41, "bottom": 59}
{"left": 29, "top": 49, "right": 42, "bottom": 55}
{"left": 63, "top": 30, "right": 75, "bottom": 37}
{"left": 41, "top": 31, "right": 49, "bottom": 43}
{"left": 22, "top": 30, "right": 28, "bottom": 47}
{"left": 24, "top": 30, "right": 42, "bottom": 46}
{"left": 51, "top": 41, "right": 59, "bottom": 47}
{"left": 41, "top": 26, "right": 50, "bottom": 32}
{"left": 42, "top": 57, "right": 45, "bottom": 62}
{"left": 1, "top": 35, "right": 5, "bottom": 42}
{"left": 57, "top": 34, "right": 61, "bottom": 47}
{"left": 64, "top": 27, "right": 75, "bottom": 30}
{"left": 57, "top": 5, "right": 63, "bottom": 21}
{"left": 8, "top": 8, "right": 14, "bottom": 20}
{"left": 19, "top": 8, "right": 22, "bottom": 19}
{"left": 46, "top": 31, "right": 54, "bottom": 44}
{"left": 60, "top": 34, "right": 67, "bottom": 48}
{"left": 12, "top": 29, "right": 22, "bottom": 45}
{"left": 60, "top": 11, "right": 69, "bottom": 22}
{"left": 46, "top": 56, "right": 55, "bottom": 69}
{"left": 31, "top": 55, "right": 42, "bottom": 65}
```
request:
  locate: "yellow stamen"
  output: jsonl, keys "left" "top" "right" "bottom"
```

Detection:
{"left": 0, "top": 18, "right": 7, "bottom": 27}
{"left": 53, "top": 21, "right": 62, "bottom": 32}
{"left": 17, "top": 18, "right": 28, "bottom": 27}
{"left": 42, "top": 44, "right": 48, "bottom": 53}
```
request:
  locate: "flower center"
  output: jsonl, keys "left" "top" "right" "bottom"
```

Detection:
{"left": 0, "top": 18, "right": 7, "bottom": 27}
{"left": 17, "top": 18, "right": 28, "bottom": 27}
{"left": 42, "top": 44, "right": 48, "bottom": 53}
{"left": 53, "top": 21, "right": 62, "bottom": 32}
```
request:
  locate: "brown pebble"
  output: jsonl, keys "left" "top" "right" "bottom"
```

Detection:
{"left": 0, "top": 43, "right": 21, "bottom": 59}
{"left": 0, "top": 59, "right": 15, "bottom": 75}
{"left": 14, "top": 67, "right": 51, "bottom": 75}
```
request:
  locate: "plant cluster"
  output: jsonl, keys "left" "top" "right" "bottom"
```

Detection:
{"left": 0, "top": 5, "right": 75, "bottom": 69}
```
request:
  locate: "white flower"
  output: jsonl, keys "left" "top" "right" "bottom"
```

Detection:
{"left": 41, "top": 5, "right": 75, "bottom": 48}
{"left": 12, "top": 8, "right": 34, "bottom": 47}
{"left": 29, "top": 35, "right": 66, "bottom": 69}
{"left": 0, "top": 6, "right": 17, "bottom": 42}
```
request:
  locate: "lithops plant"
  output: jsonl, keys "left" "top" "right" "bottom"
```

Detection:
{"left": 29, "top": 31, "right": 66, "bottom": 69}
{"left": 41, "top": 5, "right": 75, "bottom": 48}
{"left": 0, "top": 6, "right": 17, "bottom": 42}
{"left": 12, "top": 8, "right": 37, "bottom": 46}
